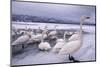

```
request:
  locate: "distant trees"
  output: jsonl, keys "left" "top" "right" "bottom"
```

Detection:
{"left": 12, "top": 14, "right": 95, "bottom": 25}
{"left": 12, "top": 14, "right": 64, "bottom": 23}
{"left": 12, "top": 14, "right": 33, "bottom": 22}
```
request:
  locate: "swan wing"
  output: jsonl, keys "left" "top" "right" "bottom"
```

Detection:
{"left": 38, "top": 42, "right": 51, "bottom": 50}
{"left": 43, "top": 34, "right": 47, "bottom": 39}
{"left": 35, "top": 34, "right": 42, "bottom": 39}
{"left": 52, "top": 42, "right": 65, "bottom": 52}
{"left": 68, "top": 33, "right": 80, "bottom": 41}
{"left": 12, "top": 35, "right": 29, "bottom": 45}
{"left": 49, "top": 31, "right": 57, "bottom": 36}
{"left": 59, "top": 40, "right": 81, "bottom": 55}
{"left": 54, "top": 42, "right": 65, "bottom": 49}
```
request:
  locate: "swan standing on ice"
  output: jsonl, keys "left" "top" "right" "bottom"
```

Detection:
{"left": 52, "top": 32, "right": 68, "bottom": 53}
{"left": 41, "top": 25, "right": 48, "bottom": 39}
{"left": 38, "top": 31, "right": 51, "bottom": 51}
{"left": 48, "top": 25, "right": 58, "bottom": 40}
{"left": 33, "top": 26, "right": 48, "bottom": 43}
{"left": 12, "top": 31, "right": 32, "bottom": 49}
{"left": 42, "top": 25, "right": 49, "bottom": 37}
{"left": 26, "top": 30, "right": 36, "bottom": 44}
{"left": 33, "top": 26, "right": 44, "bottom": 42}
{"left": 56, "top": 31, "right": 74, "bottom": 43}
{"left": 58, "top": 16, "right": 90, "bottom": 62}
{"left": 36, "top": 26, "right": 42, "bottom": 34}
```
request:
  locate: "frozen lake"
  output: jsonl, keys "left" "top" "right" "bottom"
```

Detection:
{"left": 11, "top": 22, "right": 96, "bottom": 66}
{"left": 12, "top": 22, "right": 95, "bottom": 33}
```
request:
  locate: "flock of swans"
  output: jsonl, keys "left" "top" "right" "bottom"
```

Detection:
{"left": 11, "top": 16, "right": 90, "bottom": 62}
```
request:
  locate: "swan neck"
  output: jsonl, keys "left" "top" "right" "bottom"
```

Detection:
{"left": 41, "top": 32, "right": 44, "bottom": 42}
{"left": 80, "top": 19, "right": 83, "bottom": 36}
{"left": 63, "top": 32, "right": 66, "bottom": 41}
{"left": 54, "top": 26, "right": 57, "bottom": 31}
{"left": 79, "top": 19, "right": 84, "bottom": 41}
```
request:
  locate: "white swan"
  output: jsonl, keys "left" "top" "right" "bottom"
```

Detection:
{"left": 38, "top": 32, "right": 51, "bottom": 50}
{"left": 12, "top": 31, "right": 32, "bottom": 49}
{"left": 33, "top": 27, "right": 44, "bottom": 42}
{"left": 26, "top": 26, "right": 48, "bottom": 44}
{"left": 26, "top": 32, "right": 35, "bottom": 44}
{"left": 48, "top": 25, "right": 57, "bottom": 36}
{"left": 48, "top": 25, "right": 58, "bottom": 40}
{"left": 52, "top": 30, "right": 75, "bottom": 53}
{"left": 33, "top": 26, "right": 48, "bottom": 43}
{"left": 68, "top": 31, "right": 80, "bottom": 41}
{"left": 34, "top": 33, "right": 47, "bottom": 42}
{"left": 36, "top": 26, "right": 42, "bottom": 34}
{"left": 55, "top": 31, "right": 74, "bottom": 43}
{"left": 42, "top": 25, "right": 49, "bottom": 36}
{"left": 52, "top": 32, "right": 68, "bottom": 53}
{"left": 58, "top": 16, "right": 90, "bottom": 62}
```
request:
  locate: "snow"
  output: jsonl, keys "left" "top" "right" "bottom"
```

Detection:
{"left": 11, "top": 22, "right": 96, "bottom": 65}
{"left": 12, "top": 22, "right": 95, "bottom": 32}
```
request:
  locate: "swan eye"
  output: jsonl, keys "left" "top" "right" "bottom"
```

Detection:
{"left": 81, "top": 16, "right": 90, "bottom": 20}
{"left": 86, "top": 17, "right": 90, "bottom": 19}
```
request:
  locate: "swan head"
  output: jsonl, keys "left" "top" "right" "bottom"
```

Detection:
{"left": 24, "top": 31, "right": 32, "bottom": 38}
{"left": 81, "top": 16, "right": 90, "bottom": 21}
{"left": 27, "top": 28, "right": 32, "bottom": 32}
{"left": 42, "top": 26, "right": 49, "bottom": 35}
{"left": 65, "top": 31, "right": 74, "bottom": 36}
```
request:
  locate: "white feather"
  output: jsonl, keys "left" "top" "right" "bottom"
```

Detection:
{"left": 26, "top": 34, "right": 35, "bottom": 44}
{"left": 68, "top": 33, "right": 80, "bottom": 41}
{"left": 34, "top": 34, "right": 47, "bottom": 41}
{"left": 48, "top": 31, "right": 57, "bottom": 36}
{"left": 58, "top": 40, "right": 81, "bottom": 55}
{"left": 38, "top": 42, "right": 51, "bottom": 50}
{"left": 58, "top": 16, "right": 90, "bottom": 56}
{"left": 52, "top": 41, "right": 65, "bottom": 53}
{"left": 12, "top": 35, "right": 30, "bottom": 45}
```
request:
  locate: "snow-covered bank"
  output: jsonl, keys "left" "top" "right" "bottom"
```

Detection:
{"left": 12, "top": 21, "right": 95, "bottom": 33}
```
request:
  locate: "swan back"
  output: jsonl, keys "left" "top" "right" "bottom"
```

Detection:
{"left": 38, "top": 42, "right": 51, "bottom": 50}
{"left": 48, "top": 31, "right": 57, "bottom": 36}
{"left": 12, "top": 31, "right": 32, "bottom": 45}
{"left": 52, "top": 41, "right": 65, "bottom": 53}
{"left": 59, "top": 40, "right": 81, "bottom": 55}
{"left": 12, "top": 34, "right": 30, "bottom": 45}
{"left": 68, "top": 32, "right": 81, "bottom": 41}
